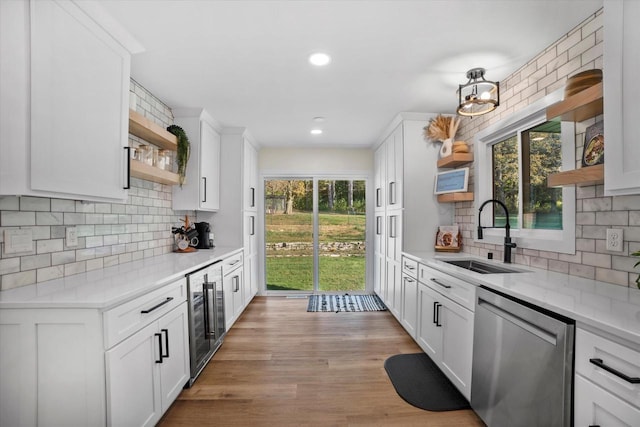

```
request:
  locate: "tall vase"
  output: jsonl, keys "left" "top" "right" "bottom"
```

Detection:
{"left": 440, "top": 138, "right": 453, "bottom": 157}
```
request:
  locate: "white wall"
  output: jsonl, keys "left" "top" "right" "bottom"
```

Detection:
{"left": 259, "top": 147, "right": 373, "bottom": 176}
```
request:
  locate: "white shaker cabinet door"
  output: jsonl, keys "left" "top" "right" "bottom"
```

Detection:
{"left": 106, "top": 322, "right": 162, "bottom": 427}
{"left": 575, "top": 375, "right": 640, "bottom": 427}
{"left": 158, "top": 303, "right": 190, "bottom": 411}
{"left": 604, "top": 0, "right": 640, "bottom": 195}
{"left": 199, "top": 120, "right": 221, "bottom": 210}
{"left": 29, "top": 0, "right": 129, "bottom": 200}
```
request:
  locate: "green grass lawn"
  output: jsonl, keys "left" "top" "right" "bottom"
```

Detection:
{"left": 265, "top": 211, "right": 366, "bottom": 292}
{"left": 266, "top": 256, "right": 365, "bottom": 292}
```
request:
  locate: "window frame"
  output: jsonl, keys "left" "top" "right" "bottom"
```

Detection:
{"left": 474, "top": 90, "right": 576, "bottom": 254}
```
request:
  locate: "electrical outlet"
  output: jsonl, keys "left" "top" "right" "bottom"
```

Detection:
{"left": 606, "top": 228, "right": 623, "bottom": 252}
{"left": 66, "top": 226, "right": 78, "bottom": 247}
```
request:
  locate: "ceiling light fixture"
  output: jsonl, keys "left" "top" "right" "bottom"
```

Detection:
{"left": 456, "top": 68, "right": 499, "bottom": 117}
{"left": 310, "top": 129, "right": 323, "bottom": 135}
{"left": 309, "top": 52, "right": 331, "bottom": 67}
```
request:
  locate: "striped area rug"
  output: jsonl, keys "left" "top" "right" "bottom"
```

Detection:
{"left": 307, "top": 294, "right": 387, "bottom": 312}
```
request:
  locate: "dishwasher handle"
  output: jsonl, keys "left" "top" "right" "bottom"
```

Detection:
{"left": 589, "top": 358, "right": 640, "bottom": 384}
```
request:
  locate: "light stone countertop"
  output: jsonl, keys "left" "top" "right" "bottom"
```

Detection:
{"left": 405, "top": 251, "right": 640, "bottom": 348}
{"left": 0, "top": 246, "right": 242, "bottom": 310}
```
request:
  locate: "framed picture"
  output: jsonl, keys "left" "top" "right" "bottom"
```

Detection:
{"left": 582, "top": 121, "right": 604, "bottom": 167}
{"left": 434, "top": 167, "right": 469, "bottom": 194}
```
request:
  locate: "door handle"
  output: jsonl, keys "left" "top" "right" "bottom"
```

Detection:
{"left": 389, "top": 181, "right": 396, "bottom": 204}
{"left": 140, "top": 297, "right": 173, "bottom": 314}
{"left": 430, "top": 278, "right": 452, "bottom": 289}
{"left": 155, "top": 333, "right": 163, "bottom": 363}
{"left": 376, "top": 188, "right": 381, "bottom": 207}
{"left": 202, "top": 177, "right": 207, "bottom": 202}
{"left": 161, "top": 328, "right": 169, "bottom": 358}
{"left": 250, "top": 187, "right": 255, "bottom": 207}
{"left": 123, "top": 147, "right": 131, "bottom": 189}
{"left": 589, "top": 358, "right": 640, "bottom": 384}
{"left": 233, "top": 275, "right": 240, "bottom": 292}
{"left": 432, "top": 301, "right": 439, "bottom": 324}
{"left": 203, "top": 279, "right": 215, "bottom": 339}
{"left": 435, "top": 303, "right": 442, "bottom": 327}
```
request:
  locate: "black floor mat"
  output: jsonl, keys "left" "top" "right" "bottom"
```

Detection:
{"left": 384, "top": 353, "right": 471, "bottom": 411}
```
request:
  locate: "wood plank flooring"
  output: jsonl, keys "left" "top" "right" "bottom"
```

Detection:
{"left": 159, "top": 296, "right": 485, "bottom": 426}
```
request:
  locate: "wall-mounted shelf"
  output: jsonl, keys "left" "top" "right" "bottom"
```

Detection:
{"left": 437, "top": 152, "right": 473, "bottom": 168}
{"left": 130, "top": 159, "right": 181, "bottom": 185}
{"left": 546, "top": 82, "right": 603, "bottom": 122}
{"left": 437, "top": 192, "right": 474, "bottom": 203}
{"left": 128, "top": 109, "right": 177, "bottom": 151}
{"left": 547, "top": 164, "right": 604, "bottom": 187}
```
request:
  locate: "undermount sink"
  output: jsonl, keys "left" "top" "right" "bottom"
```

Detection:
{"left": 442, "top": 259, "right": 525, "bottom": 274}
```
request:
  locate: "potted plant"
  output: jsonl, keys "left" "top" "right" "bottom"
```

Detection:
{"left": 166, "top": 124, "right": 190, "bottom": 187}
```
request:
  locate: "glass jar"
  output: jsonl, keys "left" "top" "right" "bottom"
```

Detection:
{"left": 157, "top": 149, "right": 171, "bottom": 170}
{"left": 138, "top": 145, "right": 153, "bottom": 166}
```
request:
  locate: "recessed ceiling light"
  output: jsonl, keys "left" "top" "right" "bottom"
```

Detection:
{"left": 310, "top": 129, "right": 323, "bottom": 135}
{"left": 309, "top": 52, "right": 331, "bottom": 67}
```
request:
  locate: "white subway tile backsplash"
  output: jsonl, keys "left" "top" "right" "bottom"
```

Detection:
{"left": 51, "top": 250, "right": 76, "bottom": 266}
{"left": 20, "top": 197, "right": 50, "bottom": 212}
{"left": 2, "top": 270, "right": 36, "bottom": 290}
{"left": 0, "top": 258, "right": 20, "bottom": 275}
{"left": 86, "top": 236, "right": 104, "bottom": 248}
{"left": 2, "top": 211, "right": 36, "bottom": 226}
{"left": 0, "top": 196, "right": 20, "bottom": 210}
{"left": 37, "top": 239, "right": 64, "bottom": 254}
{"left": 20, "top": 254, "right": 50, "bottom": 271}
{"left": 63, "top": 213, "right": 85, "bottom": 225}
{"left": 51, "top": 199, "right": 76, "bottom": 212}
{"left": 37, "top": 266, "right": 64, "bottom": 283}
{"left": 36, "top": 212, "right": 63, "bottom": 226}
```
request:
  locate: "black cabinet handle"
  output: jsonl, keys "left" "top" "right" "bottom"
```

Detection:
{"left": 202, "top": 177, "right": 207, "bottom": 202}
{"left": 389, "top": 181, "right": 396, "bottom": 204}
{"left": 430, "top": 278, "right": 452, "bottom": 289}
{"left": 250, "top": 216, "right": 255, "bottom": 236}
{"left": 161, "top": 328, "right": 169, "bottom": 358}
{"left": 123, "top": 147, "right": 131, "bottom": 189}
{"left": 155, "top": 333, "right": 163, "bottom": 363}
{"left": 233, "top": 275, "right": 240, "bottom": 292}
{"left": 376, "top": 188, "right": 381, "bottom": 207}
{"left": 250, "top": 187, "right": 255, "bottom": 207}
{"left": 433, "top": 302, "right": 438, "bottom": 324}
{"left": 435, "top": 303, "right": 442, "bottom": 327}
{"left": 589, "top": 358, "right": 640, "bottom": 384}
{"left": 141, "top": 297, "right": 174, "bottom": 314}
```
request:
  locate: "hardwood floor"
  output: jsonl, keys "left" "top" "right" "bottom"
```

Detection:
{"left": 159, "top": 296, "right": 485, "bottom": 426}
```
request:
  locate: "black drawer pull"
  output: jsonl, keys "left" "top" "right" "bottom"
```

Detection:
{"left": 430, "top": 278, "right": 452, "bottom": 289}
{"left": 589, "top": 358, "right": 640, "bottom": 384}
{"left": 141, "top": 297, "right": 174, "bottom": 314}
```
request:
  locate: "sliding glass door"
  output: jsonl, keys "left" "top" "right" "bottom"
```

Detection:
{"left": 265, "top": 178, "right": 366, "bottom": 293}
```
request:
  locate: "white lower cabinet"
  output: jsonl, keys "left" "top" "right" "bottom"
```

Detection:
{"left": 106, "top": 303, "right": 189, "bottom": 427}
{"left": 574, "top": 328, "right": 640, "bottom": 426}
{"left": 0, "top": 278, "right": 189, "bottom": 427}
{"left": 400, "top": 256, "right": 418, "bottom": 338}
{"left": 223, "top": 252, "right": 245, "bottom": 329}
{"left": 415, "top": 263, "right": 475, "bottom": 401}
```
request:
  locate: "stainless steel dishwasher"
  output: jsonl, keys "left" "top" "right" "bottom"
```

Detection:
{"left": 471, "top": 286, "right": 575, "bottom": 427}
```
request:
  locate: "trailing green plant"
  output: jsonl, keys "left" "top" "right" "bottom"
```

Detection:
{"left": 166, "top": 124, "right": 190, "bottom": 187}
{"left": 633, "top": 250, "right": 640, "bottom": 289}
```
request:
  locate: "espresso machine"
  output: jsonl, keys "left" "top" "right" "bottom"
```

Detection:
{"left": 194, "top": 222, "right": 214, "bottom": 249}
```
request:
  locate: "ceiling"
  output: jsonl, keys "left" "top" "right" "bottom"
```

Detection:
{"left": 100, "top": 0, "right": 602, "bottom": 148}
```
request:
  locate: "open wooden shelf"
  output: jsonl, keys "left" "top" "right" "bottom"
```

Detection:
{"left": 128, "top": 109, "right": 178, "bottom": 150}
{"left": 547, "top": 164, "right": 604, "bottom": 187}
{"left": 437, "top": 192, "right": 474, "bottom": 203}
{"left": 130, "top": 159, "right": 181, "bottom": 185}
{"left": 546, "top": 82, "right": 603, "bottom": 122}
{"left": 437, "top": 152, "right": 473, "bottom": 168}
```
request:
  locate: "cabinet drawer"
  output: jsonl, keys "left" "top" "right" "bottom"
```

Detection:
{"left": 575, "top": 374, "right": 640, "bottom": 427}
{"left": 417, "top": 264, "right": 476, "bottom": 311}
{"left": 104, "top": 278, "right": 187, "bottom": 349}
{"left": 575, "top": 328, "right": 640, "bottom": 406}
{"left": 222, "top": 251, "right": 243, "bottom": 275}
{"left": 401, "top": 256, "right": 418, "bottom": 278}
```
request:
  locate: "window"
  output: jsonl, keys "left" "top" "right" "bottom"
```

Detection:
{"left": 476, "top": 91, "right": 575, "bottom": 254}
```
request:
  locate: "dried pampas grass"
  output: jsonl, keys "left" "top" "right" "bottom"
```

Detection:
{"left": 423, "top": 115, "right": 460, "bottom": 142}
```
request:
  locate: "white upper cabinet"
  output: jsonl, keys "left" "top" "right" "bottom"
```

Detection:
{"left": 172, "top": 109, "right": 221, "bottom": 211}
{"left": 604, "top": 0, "right": 640, "bottom": 195}
{"left": 0, "top": 0, "right": 142, "bottom": 202}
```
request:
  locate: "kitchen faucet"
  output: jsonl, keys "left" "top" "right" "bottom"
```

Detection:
{"left": 477, "top": 199, "right": 517, "bottom": 263}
